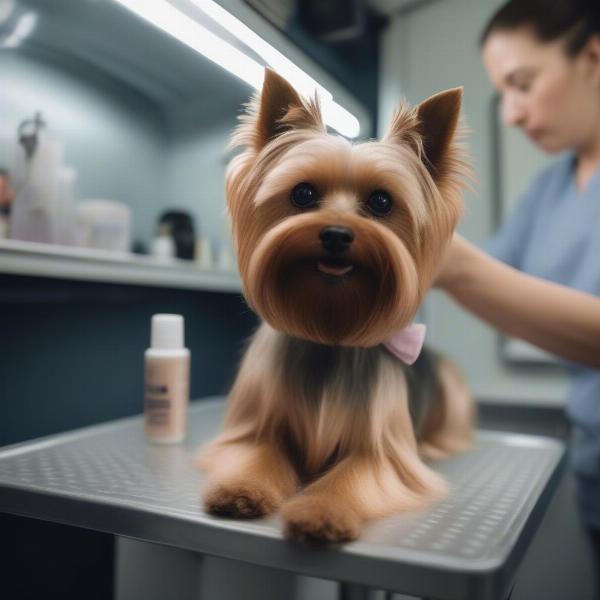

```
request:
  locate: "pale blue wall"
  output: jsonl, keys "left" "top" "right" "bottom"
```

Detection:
{"left": 164, "top": 110, "right": 241, "bottom": 258}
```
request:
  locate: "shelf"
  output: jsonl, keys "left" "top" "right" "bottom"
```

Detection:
{"left": 0, "top": 239, "right": 242, "bottom": 293}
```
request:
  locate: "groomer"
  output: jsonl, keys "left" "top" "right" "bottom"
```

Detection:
{"left": 436, "top": 0, "right": 600, "bottom": 594}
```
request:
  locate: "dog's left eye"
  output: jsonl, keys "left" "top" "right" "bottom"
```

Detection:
{"left": 366, "top": 190, "right": 392, "bottom": 216}
{"left": 291, "top": 182, "right": 317, "bottom": 209}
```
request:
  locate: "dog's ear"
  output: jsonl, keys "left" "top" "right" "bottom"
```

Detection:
{"left": 385, "top": 87, "right": 463, "bottom": 182}
{"left": 251, "top": 68, "right": 325, "bottom": 151}
{"left": 415, "top": 87, "right": 463, "bottom": 179}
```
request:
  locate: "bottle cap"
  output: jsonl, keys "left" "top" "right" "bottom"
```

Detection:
{"left": 151, "top": 314, "right": 184, "bottom": 349}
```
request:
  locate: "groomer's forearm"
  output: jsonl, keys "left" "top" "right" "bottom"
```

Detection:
{"left": 441, "top": 239, "right": 600, "bottom": 368}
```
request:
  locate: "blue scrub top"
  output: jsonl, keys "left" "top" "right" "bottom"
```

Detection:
{"left": 486, "top": 153, "right": 600, "bottom": 530}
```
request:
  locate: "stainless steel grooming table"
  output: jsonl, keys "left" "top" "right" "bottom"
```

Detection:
{"left": 0, "top": 397, "right": 565, "bottom": 600}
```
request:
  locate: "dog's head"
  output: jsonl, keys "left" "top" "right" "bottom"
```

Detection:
{"left": 226, "top": 69, "right": 470, "bottom": 346}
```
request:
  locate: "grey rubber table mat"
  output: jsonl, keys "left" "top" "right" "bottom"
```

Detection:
{"left": 0, "top": 397, "right": 564, "bottom": 600}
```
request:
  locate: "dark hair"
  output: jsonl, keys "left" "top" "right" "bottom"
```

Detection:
{"left": 480, "top": 0, "right": 600, "bottom": 56}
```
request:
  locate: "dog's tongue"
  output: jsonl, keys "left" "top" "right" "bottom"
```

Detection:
{"left": 317, "top": 261, "right": 353, "bottom": 276}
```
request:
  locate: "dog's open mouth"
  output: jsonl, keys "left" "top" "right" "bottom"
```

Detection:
{"left": 317, "top": 258, "right": 354, "bottom": 277}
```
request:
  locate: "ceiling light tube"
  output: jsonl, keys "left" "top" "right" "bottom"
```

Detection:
{"left": 1, "top": 11, "right": 37, "bottom": 48}
{"left": 112, "top": 0, "right": 360, "bottom": 138}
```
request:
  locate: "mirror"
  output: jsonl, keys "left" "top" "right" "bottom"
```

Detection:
{"left": 0, "top": 0, "right": 257, "bottom": 269}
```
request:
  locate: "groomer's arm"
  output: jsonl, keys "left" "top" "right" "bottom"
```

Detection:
{"left": 435, "top": 234, "right": 600, "bottom": 368}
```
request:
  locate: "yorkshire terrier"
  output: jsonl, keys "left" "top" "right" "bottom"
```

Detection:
{"left": 198, "top": 69, "right": 475, "bottom": 543}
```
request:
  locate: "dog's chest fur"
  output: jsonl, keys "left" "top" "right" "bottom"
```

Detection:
{"left": 273, "top": 333, "right": 441, "bottom": 477}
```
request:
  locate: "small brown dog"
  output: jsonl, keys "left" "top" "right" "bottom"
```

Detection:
{"left": 198, "top": 69, "right": 475, "bottom": 543}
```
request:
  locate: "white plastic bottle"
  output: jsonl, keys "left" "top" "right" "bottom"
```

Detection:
{"left": 144, "top": 314, "right": 190, "bottom": 444}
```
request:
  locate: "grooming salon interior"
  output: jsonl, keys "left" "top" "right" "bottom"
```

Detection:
{"left": 1, "top": 0, "right": 599, "bottom": 599}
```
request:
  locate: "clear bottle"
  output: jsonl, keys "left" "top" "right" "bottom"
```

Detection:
{"left": 144, "top": 314, "right": 190, "bottom": 444}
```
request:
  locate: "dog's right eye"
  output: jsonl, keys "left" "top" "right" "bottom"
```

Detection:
{"left": 366, "top": 190, "right": 392, "bottom": 217}
{"left": 291, "top": 183, "right": 317, "bottom": 209}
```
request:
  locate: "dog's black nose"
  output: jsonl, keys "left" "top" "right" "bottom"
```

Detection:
{"left": 319, "top": 226, "right": 354, "bottom": 253}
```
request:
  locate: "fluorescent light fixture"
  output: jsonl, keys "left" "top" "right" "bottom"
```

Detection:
{"left": 14, "top": 10, "right": 36, "bottom": 37}
{"left": 191, "top": 0, "right": 329, "bottom": 100}
{"left": 112, "top": 0, "right": 360, "bottom": 138}
{"left": 1, "top": 11, "right": 37, "bottom": 48}
{"left": 191, "top": 0, "right": 360, "bottom": 138}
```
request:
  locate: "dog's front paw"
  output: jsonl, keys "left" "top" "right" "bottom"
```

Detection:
{"left": 203, "top": 480, "right": 279, "bottom": 519}
{"left": 281, "top": 495, "right": 361, "bottom": 543}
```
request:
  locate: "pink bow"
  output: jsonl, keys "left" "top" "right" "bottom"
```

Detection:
{"left": 383, "top": 324, "right": 426, "bottom": 365}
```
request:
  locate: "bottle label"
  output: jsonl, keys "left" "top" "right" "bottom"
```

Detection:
{"left": 144, "top": 355, "right": 189, "bottom": 440}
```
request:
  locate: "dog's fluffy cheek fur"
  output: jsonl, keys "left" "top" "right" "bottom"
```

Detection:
{"left": 244, "top": 214, "right": 422, "bottom": 346}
